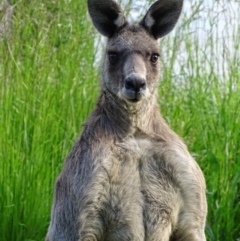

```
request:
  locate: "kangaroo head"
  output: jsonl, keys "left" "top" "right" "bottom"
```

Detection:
{"left": 88, "top": 0, "right": 183, "bottom": 104}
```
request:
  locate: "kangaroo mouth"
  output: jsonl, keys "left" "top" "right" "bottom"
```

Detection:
{"left": 127, "top": 95, "right": 142, "bottom": 103}
{"left": 119, "top": 88, "right": 145, "bottom": 103}
{"left": 129, "top": 98, "right": 140, "bottom": 103}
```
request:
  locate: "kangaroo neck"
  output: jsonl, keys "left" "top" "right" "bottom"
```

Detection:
{"left": 99, "top": 90, "right": 158, "bottom": 133}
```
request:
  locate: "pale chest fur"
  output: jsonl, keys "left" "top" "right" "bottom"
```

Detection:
{"left": 79, "top": 136, "right": 191, "bottom": 240}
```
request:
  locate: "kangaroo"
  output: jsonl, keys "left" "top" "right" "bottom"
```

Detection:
{"left": 45, "top": 0, "right": 207, "bottom": 240}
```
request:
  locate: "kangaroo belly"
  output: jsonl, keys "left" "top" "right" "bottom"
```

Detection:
{"left": 139, "top": 152, "right": 182, "bottom": 241}
{"left": 79, "top": 139, "right": 181, "bottom": 241}
{"left": 95, "top": 148, "right": 144, "bottom": 241}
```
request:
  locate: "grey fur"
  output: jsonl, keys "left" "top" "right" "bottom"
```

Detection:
{"left": 0, "top": 0, "right": 13, "bottom": 39}
{"left": 45, "top": 0, "right": 207, "bottom": 240}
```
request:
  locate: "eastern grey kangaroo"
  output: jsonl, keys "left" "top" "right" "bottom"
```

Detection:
{"left": 45, "top": 0, "right": 207, "bottom": 240}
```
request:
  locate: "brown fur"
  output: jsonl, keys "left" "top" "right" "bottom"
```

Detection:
{"left": 45, "top": 1, "right": 207, "bottom": 240}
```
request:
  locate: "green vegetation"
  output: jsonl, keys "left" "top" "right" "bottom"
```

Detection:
{"left": 0, "top": 0, "right": 97, "bottom": 240}
{"left": 0, "top": 0, "right": 239, "bottom": 240}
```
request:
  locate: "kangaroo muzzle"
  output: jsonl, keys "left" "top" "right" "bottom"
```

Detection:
{"left": 124, "top": 73, "right": 146, "bottom": 101}
{"left": 120, "top": 54, "right": 148, "bottom": 102}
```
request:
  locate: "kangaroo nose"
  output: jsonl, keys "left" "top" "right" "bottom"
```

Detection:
{"left": 125, "top": 75, "right": 146, "bottom": 93}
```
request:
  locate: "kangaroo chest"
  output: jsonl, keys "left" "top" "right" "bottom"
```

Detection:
{"left": 88, "top": 137, "right": 182, "bottom": 240}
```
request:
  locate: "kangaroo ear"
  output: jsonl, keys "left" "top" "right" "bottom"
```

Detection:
{"left": 141, "top": 0, "right": 183, "bottom": 39}
{"left": 87, "top": 0, "right": 126, "bottom": 38}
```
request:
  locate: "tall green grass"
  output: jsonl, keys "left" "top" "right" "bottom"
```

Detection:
{"left": 159, "top": 2, "right": 240, "bottom": 239}
{"left": 1, "top": 0, "right": 97, "bottom": 240}
{"left": 1, "top": 0, "right": 240, "bottom": 241}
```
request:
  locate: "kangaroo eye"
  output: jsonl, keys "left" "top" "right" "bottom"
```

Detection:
{"left": 108, "top": 52, "right": 119, "bottom": 64}
{"left": 150, "top": 54, "right": 159, "bottom": 64}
